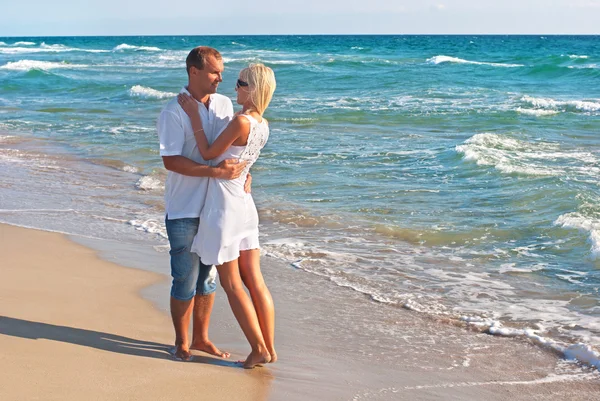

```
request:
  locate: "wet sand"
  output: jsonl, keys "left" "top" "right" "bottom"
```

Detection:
{"left": 1, "top": 223, "right": 599, "bottom": 400}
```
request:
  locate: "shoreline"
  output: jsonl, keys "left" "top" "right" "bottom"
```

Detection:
{"left": 2, "top": 223, "right": 600, "bottom": 400}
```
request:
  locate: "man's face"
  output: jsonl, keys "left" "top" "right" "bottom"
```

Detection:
{"left": 191, "top": 56, "right": 224, "bottom": 94}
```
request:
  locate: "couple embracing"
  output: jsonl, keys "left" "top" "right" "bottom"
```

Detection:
{"left": 157, "top": 46, "right": 276, "bottom": 369}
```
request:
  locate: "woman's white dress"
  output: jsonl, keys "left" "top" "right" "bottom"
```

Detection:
{"left": 191, "top": 114, "right": 269, "bottom": 265}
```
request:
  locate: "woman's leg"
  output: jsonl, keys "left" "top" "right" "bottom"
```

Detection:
{"left": 217, "top": 260, "right": 270, "bottom": 368}
{"left": 239, "top": 249, "right": 277, "bottom": 363}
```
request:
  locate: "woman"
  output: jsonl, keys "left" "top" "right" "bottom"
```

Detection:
{"left": 177, "top": 63, "right": 276, "bottom": 369}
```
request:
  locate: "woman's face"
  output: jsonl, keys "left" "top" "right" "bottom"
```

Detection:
{"left": 235, "top": 74, "right": 250, "bottom": 105}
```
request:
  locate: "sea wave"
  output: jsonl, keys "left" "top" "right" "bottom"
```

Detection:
{"left": 522, "top": 95, "right": 600, "bottom": 113}
{"left": 128, "top": 219, "right": 167, "bottom": 239}
{"left": 113, "top": 43, "right": 162, "bottom": 52}
{"left": 129, "top": 85, "right": 176, "bottom": 99}
{"left": 222, "top": 56, "right": 300, "bottom": 65}
{"left": 516, "top": 107, "right": 560, "bottom": 117}
{"left": 554, "top": 213, "right": 600, "bottom": 260}
{"left": 135, "top": 175, "right": 164, "bottom": 190}
{"left": 456, "top": 133, "right": 567, "bottom": 176}
{"left": 12, "top": 41, "right": 36, "bottom": 46}
{"left": 0, "top": 42, "right": 109, "bottom": 54}
{"left": 122, "top": 165, "right": 138, "bottom": 173}
{"left": 0, "top": 135, "right": 19, "bottom": 144}
{"left": 461, "top": 316, "right": 600, "bottom": 370}
{"left": 427, "top": 55, "right": 524, "bottom": 68}
{"left": 569, "top": 64, "right": 600, "bottom": 70}
{"left": 0, "top": 60, "right": 89, "bottom": 71}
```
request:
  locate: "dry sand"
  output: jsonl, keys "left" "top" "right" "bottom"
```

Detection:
{"left": 0, "top": 224, "right": 272, "bottom": 401}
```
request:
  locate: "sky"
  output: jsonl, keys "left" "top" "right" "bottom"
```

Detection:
{"left": 0, "top": 0, "right": 599, "bottom": 36}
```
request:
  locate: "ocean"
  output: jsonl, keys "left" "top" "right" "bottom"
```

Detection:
{"left": 1, "top": 35, "right": 599, "bottom": 370}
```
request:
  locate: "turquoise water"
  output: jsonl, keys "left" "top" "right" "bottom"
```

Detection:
{"left": 1, "top": 35, "right": 600, "bottom": 362}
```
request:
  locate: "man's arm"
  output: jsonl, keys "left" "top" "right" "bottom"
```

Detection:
{"left": 244, "top": 172, "right": 252, "bottom": 193}
{"left": 162, "top": 156, "right": 246, "bottom": 180}
{"left": 158, "top": 108, "right": 246, "bottom": 180}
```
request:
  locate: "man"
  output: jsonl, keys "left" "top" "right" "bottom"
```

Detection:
{"left": 158, "top": 46, "right": 246, "bottom": 361}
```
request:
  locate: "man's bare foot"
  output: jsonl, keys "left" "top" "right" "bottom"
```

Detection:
{"left": 172, "top": 345, "right": 193, "bottom": 362}
{"left": 243, "top": 349, "right": 271, "bottom": 369}
{"left": 190, "top": 340, "right": 230, "bottom": 358}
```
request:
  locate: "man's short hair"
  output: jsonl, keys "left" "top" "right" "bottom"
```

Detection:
{"left": 186, "top": 46, "right": 222, "bottom": 75}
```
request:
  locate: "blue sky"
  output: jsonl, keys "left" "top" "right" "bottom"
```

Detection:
{"left": 1, "top": 0, "right": 599, "bottom": 36}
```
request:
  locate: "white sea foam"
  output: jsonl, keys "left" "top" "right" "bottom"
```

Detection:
{"left": 554, "top": 213, "right": 600, "bottom": 260}
{"left": 0, "top": 135, "right": 17, "bottom": 143}
{"left": 427, "top": 55, "right": 524, "bottom": 68}
{"left": 564, "top": 344, "right": 600, "bottom": 369}
{"left": 455, "top": 133, "right": 562, "bottom": 176}
{"left": 567, "top": 54, "right": 589, "bottom": 59}
{"left": 128, "top": 219, "right": 167, "bottom": 239}
{"left": 498, "top": 263, "right": 547, "bottom": 274}
{"left": 522, "top": 95, "right": 600, "bottom": 113}
{"left": 122, "top": 165, "right": 138, "bottom": 173}
{"left": 107, "top": 125, "right": 155, "bottom": 135}
{"left": 0, "top": 60, "right": 89, "bottom": 71}
{"left": 129, "top": 85, "right": 176, "bottom": 99}
{"left": 0, "top": 46, "right": 61, "bottom": 55}
{"left": 12, "top": 41, "right": 36, "bottom": 46}
{"left": 41, "top": 43, "right": 68, "bottom": 50}
{"left": 516, "top": 107, "right": 560, "bottom": 116}
{"left": 38, "top": 42, "right": 107, "bottom": 52}
{"left": 113, "top": 43, "right": 162, "bottom": 52}
{"left": 157, "top": 53, "right": 187, "bottom": 64}
{"left": 461, "top": 316, "right": 600, "bottom": 370}
{"left": 0, "top": 45, "right": 108, "bottom": 54}
{"left": 268, "top": 60, "right": 300, "bottom": 65}
{"left": 0, "top": 41, "right": 6, "bottom": 46}
{"left": 0, "top": 149, "right": 26, "bottom": 164}
{"left": 135, "top": 175, "right": 164, "bottom": 191}
{"left": 568, "top": 64, "right": 600, "bottom": 69}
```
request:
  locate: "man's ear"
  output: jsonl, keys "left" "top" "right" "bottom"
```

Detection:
{"left": 191, "top": 66, "right": 202, "bottom": 76}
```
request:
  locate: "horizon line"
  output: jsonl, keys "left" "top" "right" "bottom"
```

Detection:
{"left": 1, "top": 33, "right": 600, "bottom": 38}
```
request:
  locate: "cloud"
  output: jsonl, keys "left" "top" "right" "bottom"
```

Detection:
{"left": 429, "top": 3, "right": 447, "bottom": 12}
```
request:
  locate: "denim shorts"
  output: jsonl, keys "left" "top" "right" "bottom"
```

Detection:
{"left": 165, "top": 216, "right": 217, "bottom": 301}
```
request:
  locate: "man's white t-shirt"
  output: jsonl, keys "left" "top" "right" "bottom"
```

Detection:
{"left": 158, "top": 88, "right": 234, "bottom": 219}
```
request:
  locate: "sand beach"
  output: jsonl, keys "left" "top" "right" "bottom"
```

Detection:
{"left": 2, "top": 223, "right": 600, "bottom": 400}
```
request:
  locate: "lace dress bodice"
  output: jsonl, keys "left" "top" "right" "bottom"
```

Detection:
{"left": 212, "top": 113, "right": 269, "bottom": 178}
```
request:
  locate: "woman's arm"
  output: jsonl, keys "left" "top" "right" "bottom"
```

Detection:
{"left": 178, "top": 94, "right": 249, "bottom": 160}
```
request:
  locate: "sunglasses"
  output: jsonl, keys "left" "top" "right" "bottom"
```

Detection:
{"left": 236, "top": 79, "right": 249, "bottom": 89}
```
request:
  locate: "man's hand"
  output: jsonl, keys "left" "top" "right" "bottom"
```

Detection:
{"left": 214, "top": 159, "right": 247, "bottom": 180}
{"left": 244, "top": 173, "right": 252, "bottom": 193}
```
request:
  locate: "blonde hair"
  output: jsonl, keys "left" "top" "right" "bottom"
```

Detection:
{"left": 240, "top": 64, "right": 276, "bottom": 115}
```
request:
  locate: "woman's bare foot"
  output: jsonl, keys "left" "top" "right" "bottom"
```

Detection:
{"left": 190, "top": 340, "right": 231, "bottom": 358}
{"left": 243, "top": 349, "right": 271, "bottom": 369}
{"left": 172, "top": 345, "right": 193, "bottom": 362}
{"left": 268, "top": 350, "right": 277, "bottom": 363}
